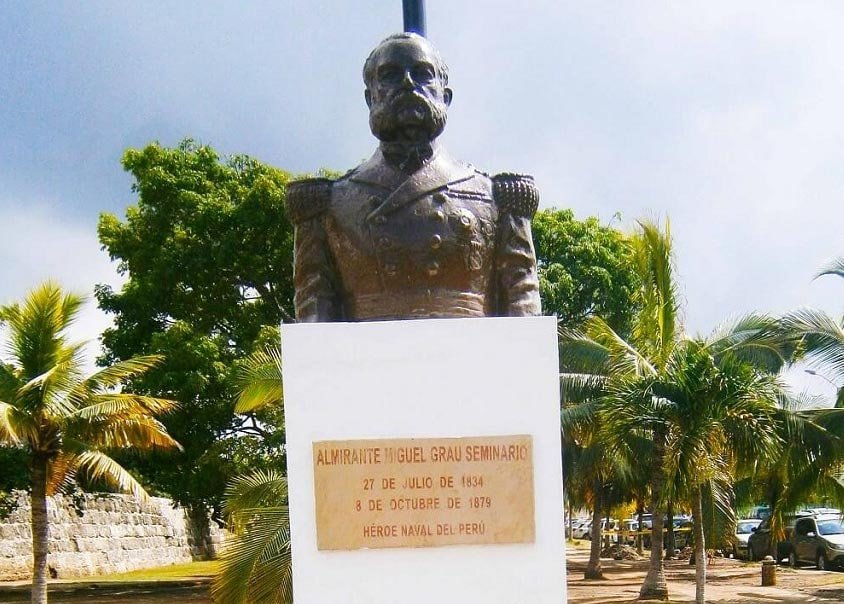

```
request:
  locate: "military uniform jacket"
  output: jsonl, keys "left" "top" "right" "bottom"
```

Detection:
{"left": 285, "top": 147, "right": 542, "bottom": 322}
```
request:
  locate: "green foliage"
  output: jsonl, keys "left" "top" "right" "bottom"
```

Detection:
{"left": 0, "top": 446, "right": 29, "bottom": 492}
{"left": 532, "top": 209, "right": 637, "bottom": 332}
{"left": 96, "top": 140, "right": 293, "bottom": 512}
{"left": 0, "top": 490, "right": 21, "bottom": 520}
{"left": 0, "top": 282, "right": 180, "bottom": 495}
{"left": 560, "top": 219, "right": 803, "bottom": 600}
{"left": 212, "top": 470, "right": 291, "bottom": 604}
{"left": 0, "top": 282, "right": 180, "bottom": 604}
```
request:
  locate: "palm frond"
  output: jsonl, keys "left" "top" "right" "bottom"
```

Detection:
{"left": 561, "top": 398, "right": 601, "bottom": 433}
{"left": 72, "top": 355, "right": 164, "bottom": 395}
{"left": 706, "top": 313, "right": 798, "bottom": 373}
{"left": 75, "top": 450, "right": 149, "bottom": 500}
{"left": 584, "top": 316, "right": 656, "bottom": 376}
{"left": 72, "top": 415, "right": 182, "bottom": 451}
{"left": 559, "top": 373, "right": 607, "bottom": 404}
{"left": 14, "top": 361, "right": 79, "bottom": 416}
{"left": 46, "top": 451, "right": 79, "bottom": 496}
{"left": 71, "top": 393, "right": 179, "bottom": 420}
{"left": 224, "top": 470, "right": 288, "bottom": 520}
{"left": 558, "top": 327, "right": 611, "bottom": 374}
{"left": 1, "top": 282, "right": 84, "bottom": 377}
{"left": 0, "top": 363, "right": 22, "bottom": 401}
{"left": 781, "top": 308, "right": 844, "bottom": 381}
{"left": 630, "top": 219, "right": 681, "bottom": 368}
{"left": 212, "top": 507, "right": 292, "bottom": 604}
{"left": 235, "top": 348, "right": 283, "bottom": 413}
{"left": 815, "top": 256, "right": 844, "bottom": 280}
{"left": 0, "top": 401, "right": 21, "bottom": 444}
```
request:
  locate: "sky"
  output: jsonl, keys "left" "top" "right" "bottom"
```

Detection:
{"left": 0, "top": 1, "right": 841, "bottom": 400}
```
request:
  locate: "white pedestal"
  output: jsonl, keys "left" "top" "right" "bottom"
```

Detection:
{"left": 282, "top": 316, "right": 566, "bottom": 603}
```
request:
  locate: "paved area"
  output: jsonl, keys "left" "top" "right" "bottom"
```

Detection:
{"left": 566, "top": 547, "right": 844, "bottom": 603}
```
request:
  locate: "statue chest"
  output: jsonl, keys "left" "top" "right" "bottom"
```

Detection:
{"left": 324, "top": 177, "right": 500, "bottom": 318}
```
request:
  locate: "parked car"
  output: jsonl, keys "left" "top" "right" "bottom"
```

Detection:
{"left": 569, "top": 519, "right": 590, "bottom": 539}
{"left": 572, "top": 520, "right": 592, "bottom": 540}
{"left": 618, "top": 519, "right": 640, "bottom": 545}
{"left": 586, "top": 518, "right": 619, "bottom": 541}
{"left": 673, "top": 519, "right": 695, "bottom": 549}
{"left": 641, "top": 515, "right": 692, "bottom": 549}
{"left": 747, "top": 513, "right": 812, "bottom": 562}
{"left": 745, "top": 505, "right": 771, "bottom": 520}
{"left": 787, "top": 514, "right": 844, "bottom": 570}
{"left": 734, "top": 519, "right": 762, "bottom": 559}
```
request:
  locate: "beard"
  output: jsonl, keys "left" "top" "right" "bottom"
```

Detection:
{"left": 369, "top": 92, "right": 448, "bottom": 143}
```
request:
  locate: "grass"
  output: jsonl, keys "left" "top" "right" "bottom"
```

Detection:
{"left": 91, "top": 560, "right": 219, "bottom": 582}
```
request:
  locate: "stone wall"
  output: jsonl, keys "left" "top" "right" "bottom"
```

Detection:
{"left": 0, "top": 492, "right": 225, "bottom": 581}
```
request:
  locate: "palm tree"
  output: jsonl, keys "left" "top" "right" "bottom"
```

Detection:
{"left": 560, "top": 219, "right": 680, "bottom": 599}
{"left": 0, "top": 282, "right": 180, "bottom": 604}
{"left": 212, "top": 345, "right": 292, "bottom": 604}
{"left": 561, "top": 327, "right": 651, "bottom": 579}
{"left": 752, "top": 257, "right": 844, "bottom": 550}
{"left": 606, "top": 336, "right": 784, "bottom": 604}
{"left": 560, "top": 221, "right": 803, "bottom": 601}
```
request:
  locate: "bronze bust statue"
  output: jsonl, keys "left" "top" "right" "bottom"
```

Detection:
{"left": 286, "top": 33, "right": 541, "bottom": 322}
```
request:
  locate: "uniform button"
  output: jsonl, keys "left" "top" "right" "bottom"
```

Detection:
{"left": 434, "top": 209, "right": 446, "bottom": 221}
{"left": 384, "top": 263, "right": 397, "bottom": 276}
{"left": 379, "top": 236, "right": 392, "bottom": 248}
{"left": 430, "top": 234, "right": 442, "bottom": 249}
{"left": 460, "top": 215, "right": 472, "bottom": 227}
{"left": 373, "top": 215, "right": 387, "bottom": 225}
{"left": 426, "top": 261, "right": 440, "bottom": 277}
{"left": 433, "top": 192, "right": 448, "bottom": 205}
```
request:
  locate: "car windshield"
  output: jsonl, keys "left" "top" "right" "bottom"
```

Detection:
{"left": 737, "top": 522, "right": 759, "bottom": 534}
{"left": 817, "top": 520, "right": 844, "bottom": 535}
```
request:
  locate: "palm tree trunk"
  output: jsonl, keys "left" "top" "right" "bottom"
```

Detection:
{"left": 30, "top": 453, "right": 49, "bottom": 604}
{"left": 585, "top": 477, "right": 604, "bottom": 579}
{"left": 639, "top": 428, "right": 668, "bottom": 601}
{"left": 693, "top": 487, "right": 706, "bottom": 604}
{"left": 636, "top": 499, "right": 644, "bottom": 556}
{"left": 665, "top": 500, "right": 675, "bottom": 559}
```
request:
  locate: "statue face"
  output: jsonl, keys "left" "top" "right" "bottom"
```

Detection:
{"left": 365, "top": 37, "right": 452, "bottom": 143}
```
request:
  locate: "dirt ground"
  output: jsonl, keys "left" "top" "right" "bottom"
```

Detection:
{"left": 566, "top": 546, "right": 844, "bottom": 603}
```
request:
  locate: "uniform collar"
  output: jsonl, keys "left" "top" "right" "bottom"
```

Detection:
{"left": 353, "top": 146, "right": 476, "bottom": 220}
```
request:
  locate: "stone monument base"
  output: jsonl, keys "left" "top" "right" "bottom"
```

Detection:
{"left": 282, "top": 317, "right": 566, "bottom": 603}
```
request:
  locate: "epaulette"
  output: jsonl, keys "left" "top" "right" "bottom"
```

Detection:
{"left": 492, "top": 173, "right": 539, "bottom": 218}
{"left": 285, "top": 177, "right": 333, "bottom": 224}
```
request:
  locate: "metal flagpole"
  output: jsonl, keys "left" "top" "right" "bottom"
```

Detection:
{"left": 402, "top": 0, "right": 427, "bottom": 36}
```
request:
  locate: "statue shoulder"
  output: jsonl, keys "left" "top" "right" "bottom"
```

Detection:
{"left": 491, "top": 173, "right": 539, "bottom": 219}
{"left": 285, "top": 177, "right": 333, "bottom": 224}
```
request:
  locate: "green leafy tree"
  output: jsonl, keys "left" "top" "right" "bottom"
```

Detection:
{"left": 533, "top": 209, "right": 637, "bottom": 332}
{"left": 0, "top": 283, "right": 180, "bottom": 604}
{"left": 96, "top": 140, "right": 293, "bottom": 513}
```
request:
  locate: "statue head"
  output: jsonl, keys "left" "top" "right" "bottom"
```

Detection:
{"left": 363, "top": 33, "right": 452, "bottom": 144}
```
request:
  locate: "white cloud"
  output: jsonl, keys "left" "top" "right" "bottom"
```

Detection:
{"left": 0, "top": 201, "right": 123, "bottom": 374}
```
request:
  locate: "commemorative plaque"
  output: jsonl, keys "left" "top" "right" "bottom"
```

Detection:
{"left": 313, "top": 435, "right": 534, "bottom": 550}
